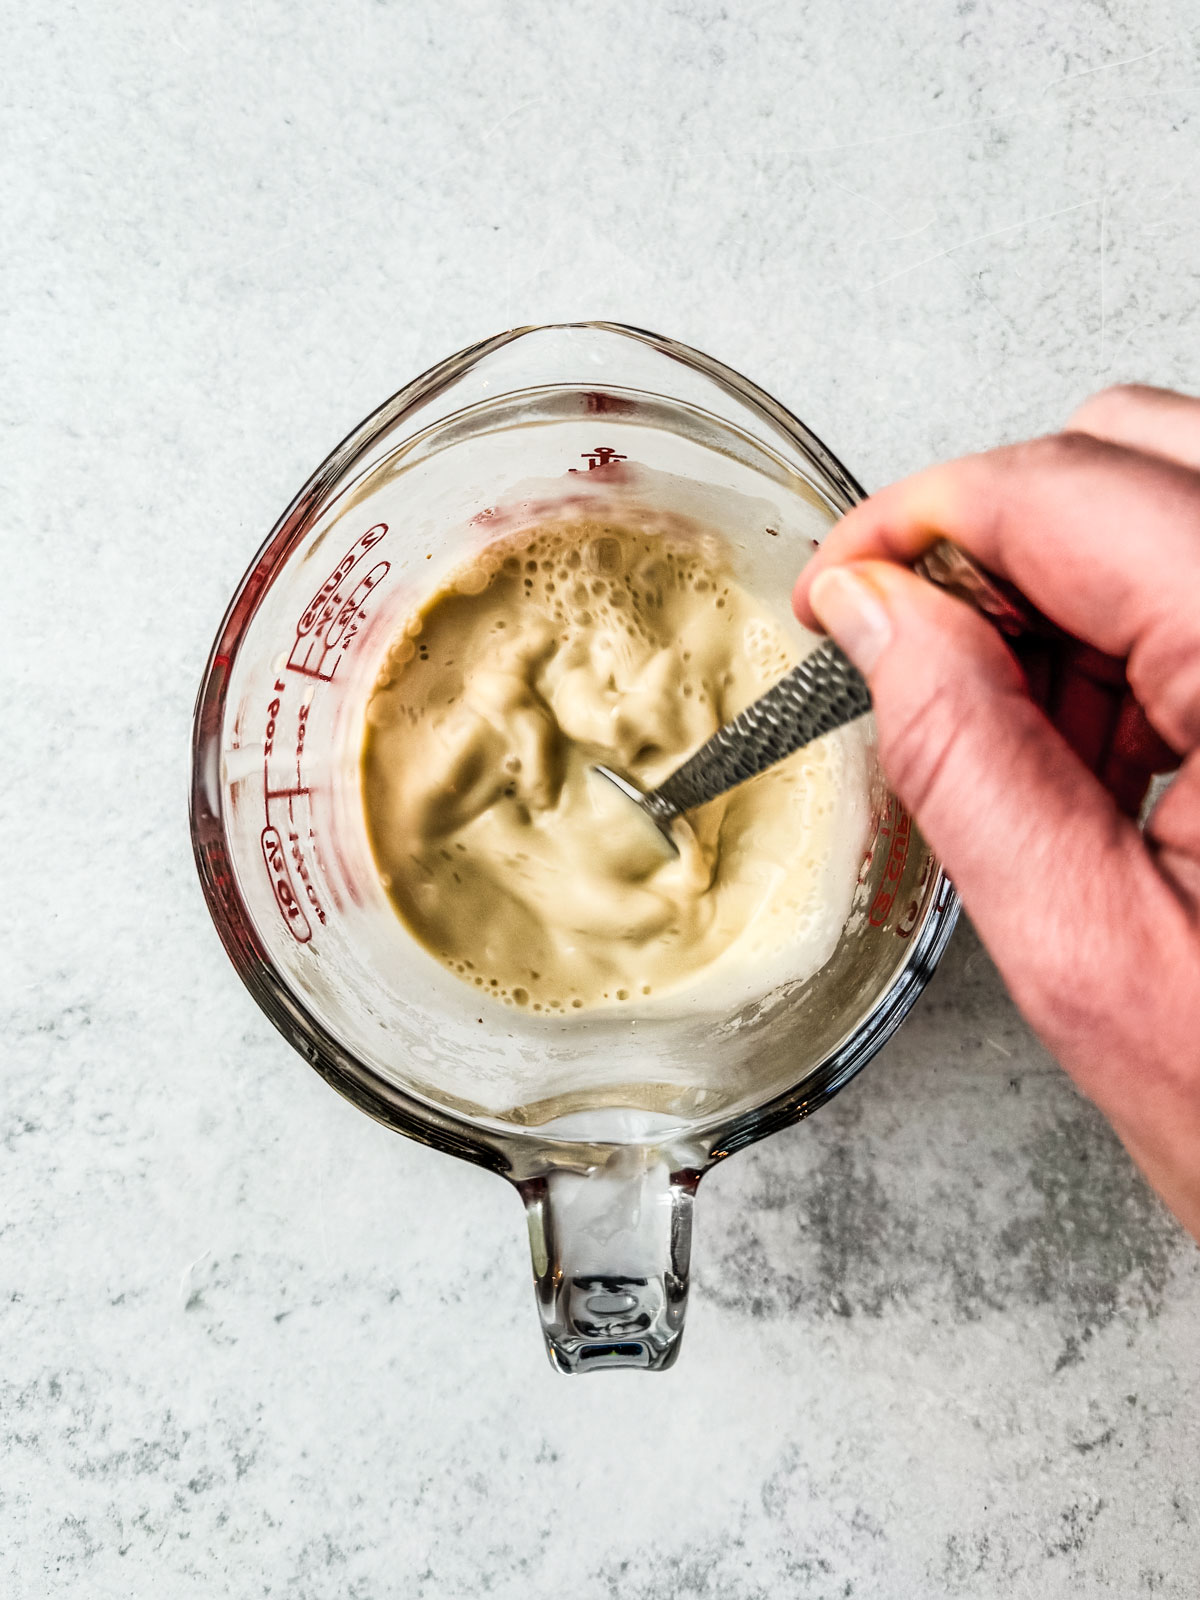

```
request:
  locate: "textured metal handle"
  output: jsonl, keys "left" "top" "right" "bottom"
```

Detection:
{"left": 913, "top": 537, "right": 1061, "bottom": 639}
{"left": 631, "top": 539, "right": 1052, "bottom": 829}
{"left": 642, "top": 639, "right": 872, "bottom": 824}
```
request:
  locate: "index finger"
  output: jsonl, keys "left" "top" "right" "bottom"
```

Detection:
{"left": 794, "top": 433, "right": 1200, "bottom": 751}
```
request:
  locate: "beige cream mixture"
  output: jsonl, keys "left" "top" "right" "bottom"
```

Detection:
{"left": 361, "top": 518, "right": 866, "bottom": 1014}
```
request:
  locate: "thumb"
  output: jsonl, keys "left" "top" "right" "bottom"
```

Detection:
{"left": 806, "top": 561, "right": 1154, "bottom": 1030}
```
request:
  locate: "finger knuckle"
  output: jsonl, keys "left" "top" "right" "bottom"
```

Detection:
{"left": 1034, "top": 429, "right": 1108, "bottom": 471}
{"left": 992, "top": 432, "right": 1104, "bottom": 493}
{"left": 1067, "top": 383, "right": 1152, "bottom": 432}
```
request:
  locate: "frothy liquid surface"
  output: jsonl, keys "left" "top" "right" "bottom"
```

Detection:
{"left": 361, "top": 519, "right": 867, "bottom": 1013}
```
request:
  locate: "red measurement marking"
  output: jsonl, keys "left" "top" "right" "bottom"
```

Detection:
{"left": 584, "top": 392, "right": 636, "bottom": 415}
{"left": 857, "top": 789, "right": 890, "bottom": 884}
{"left": 258, "top": 523, "right": 392, "bottom": 936}
{"left": 263, "top": 693, "right": 312, "bottom": 826}
{"left": 325, "top": 561, "right": 389, "bottom": 650}
{"left": 868, "top": 800, "right": 912, "bottom": 929}
{"left": 568, "top": 445, "right": 628, "bottom": 473}
{"left": 261, "top": 827, "right": 312, "bottom": 943}
{"left": 262, "top": 691, "right": 281, "bottom": 759}
{"left": 895, "top": 849, "right": 932, "bottom": 940}
{"left": 288, "top": 525, "right": 390, "bottom": 681}
{"left": 287, "top": 831, "right": 327, "bottom": 926}
{"left": 296, "top": 524, "right": 387, "bottom": 635}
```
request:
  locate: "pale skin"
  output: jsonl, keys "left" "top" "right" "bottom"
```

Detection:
{"left": 792, "top": 385, "right": 1200, "bottom": 1242}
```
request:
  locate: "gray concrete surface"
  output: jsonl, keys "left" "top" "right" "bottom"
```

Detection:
{"left": 5, "top": 1, "right": 1200, "bottom": 1594}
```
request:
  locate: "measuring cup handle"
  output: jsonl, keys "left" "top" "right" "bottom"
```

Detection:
{"left": 517, "top": 1157, "right": 700, "bottom": 1374}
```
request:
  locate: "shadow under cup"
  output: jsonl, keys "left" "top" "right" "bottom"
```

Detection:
{"left": 191, "top": 323, "right": 959, "bottom": 1372}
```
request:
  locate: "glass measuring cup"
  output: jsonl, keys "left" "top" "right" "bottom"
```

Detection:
{"left": 190, "top": 323, "right": 959, "bottom": 1372}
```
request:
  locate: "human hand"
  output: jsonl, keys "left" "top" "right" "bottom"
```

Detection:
{"left": 792, "top": 386, "right": 1200, "bottom": 1240}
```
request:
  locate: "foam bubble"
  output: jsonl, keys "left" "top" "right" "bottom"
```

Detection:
{"left": 365, "top": 512, "right": 871, "bottom": 1018}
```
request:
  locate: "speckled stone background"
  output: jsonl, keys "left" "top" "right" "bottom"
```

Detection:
{"left": 6, "top": 2, "right": 1200, "bottom": 1595}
